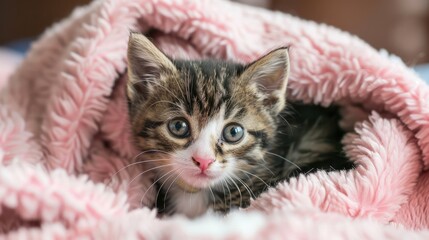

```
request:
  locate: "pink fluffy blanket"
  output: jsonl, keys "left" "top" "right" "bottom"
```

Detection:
{"left": 1, "top": 0, "right": 429, "bottom": 238}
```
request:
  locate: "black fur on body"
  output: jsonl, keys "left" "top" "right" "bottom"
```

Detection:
{"left": 126, "top": 33, "right": 353, "bottom": 217}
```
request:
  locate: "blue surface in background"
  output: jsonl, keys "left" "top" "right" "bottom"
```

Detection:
{"left": 4, "top": 39, "right": 33, "bottom": 54}
{"left": 4, "top": 39, "right": 429, "bottom": 84}
{"left": 414, "top": 64, "right": 429, "bottom": 83}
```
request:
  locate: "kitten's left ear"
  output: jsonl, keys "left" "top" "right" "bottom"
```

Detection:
{"left": 241, "top": 47, "right": 290, "bottom": 114}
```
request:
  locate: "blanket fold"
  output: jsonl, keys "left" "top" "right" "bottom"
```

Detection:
{"left": 1, "top": 0, "right": 429, "bottom": 238}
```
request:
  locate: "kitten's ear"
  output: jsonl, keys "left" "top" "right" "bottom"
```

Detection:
{"left": 241, "top": 47, "right": 290, "bottom": 114}
{"left": 127, "top": 32, "right": 177, "bottom": 102}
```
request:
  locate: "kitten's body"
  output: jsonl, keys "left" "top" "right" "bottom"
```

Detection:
{"left": 126, "top": 33, "right": 353, "bottom": 218}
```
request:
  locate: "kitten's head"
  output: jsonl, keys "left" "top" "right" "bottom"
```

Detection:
{"left": 127, "top": 33, "right": 289, "bottom": 190}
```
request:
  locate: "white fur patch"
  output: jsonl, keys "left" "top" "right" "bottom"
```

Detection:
{"left": 172, "top": 190, "right": 210, "bottom": 218}
{"left": 172, "top": 106, "right": 231, "bottom": 189}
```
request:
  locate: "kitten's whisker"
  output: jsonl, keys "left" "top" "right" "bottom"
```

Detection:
{"left": 141, "top": 168, "right": 176, "bottom": 208}
{"left": 164, "top": 169, "right": 185, "bottom": 209}
{"left": 305, "top": 167, "right": 315, "bottom": 175}
{"left": 153, "top": 169, "right": 177, "bottom": 209}
{"left": 128, "top": 163, "right": 176, "bottom": 188}
{"left": 108, "top": 158, "right": 171, "bottom": 185}
{"left": 208, "top": 185, "right": 216, "bottom": 208}
{"left": 130, "top": 149, "right": 170, "bottom": 162}
{"left": 266, "top": 151, "right": 302, "bottom": 170}
{"left": 137, "top": 149, "right": 177, "bottom": 157}
{"left": 235, "top": 168, "right": 271, "bottom": 189}
{"left": 223, "top": 179, "right": 232, "bottom": 210}
{"left": 231, "top": 173, "right": 257, "bottom": 200}
{"left": 136, "top": 159, "right": 171, "bottom": 163}
{"left": 226, "top": 175, "right": 243, "bottom": 208}
{"left": 257, "top": 160, "right": 275, "bottom": 176}
{"left": 188, "top": 183, "right": 193, "bottom": 211}
{"left": 278, "top": 113, "right": 292, "bottom": 132}
{"left": 222, "top": 178, "right": 232, "bottom": 210}
{"left": 219, "top": 179, "right": 226, "bottom": 209}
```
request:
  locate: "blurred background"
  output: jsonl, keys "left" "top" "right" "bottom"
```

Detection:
{"left": 1, "top": 0, "right": 428, "bottom": 65}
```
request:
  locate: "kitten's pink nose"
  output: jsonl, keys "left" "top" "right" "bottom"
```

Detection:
{"left": 192, "top": 156, "right": 214, "bottom": 172}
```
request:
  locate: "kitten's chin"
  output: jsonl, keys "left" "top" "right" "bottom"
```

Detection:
{"left": 179, "top": 172, "right": 221, "bottom": 190}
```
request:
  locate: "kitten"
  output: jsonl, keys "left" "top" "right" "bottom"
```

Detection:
{"left": 126, "top": 33, "right": 353, "bottom": 218}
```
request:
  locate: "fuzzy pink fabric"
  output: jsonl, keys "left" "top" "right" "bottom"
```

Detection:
{"left": 1, "top": 0, "right": 429, "bottom": 238}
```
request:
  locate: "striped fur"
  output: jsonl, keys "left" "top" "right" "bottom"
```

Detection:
{"left": 127, "top": 33, "right": 353, "bottom": 217}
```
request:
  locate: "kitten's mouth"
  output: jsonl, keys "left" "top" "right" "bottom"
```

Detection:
{"left": 196, "top": 172, "right": 214, "bottom": 178}
{"left": 191, "top": 172, "right": 214, "bottom": 182}
{"left": 193, "top": 171, "right": 219, "bottom": 183}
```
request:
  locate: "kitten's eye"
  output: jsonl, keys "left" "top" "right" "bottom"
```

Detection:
{"left": 223, "top": 124, "right": 244, "bottom": 143}
{"left": 168, "top": 118, "right": 190, "bottom": 138}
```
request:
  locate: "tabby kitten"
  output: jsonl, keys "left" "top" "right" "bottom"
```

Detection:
{"left": 126, "top": 33, "right": 353, "bottom": 218}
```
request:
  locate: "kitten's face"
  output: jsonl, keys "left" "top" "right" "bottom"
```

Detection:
{"left": 127, "top": 33, "right": 289, "bottom": 190}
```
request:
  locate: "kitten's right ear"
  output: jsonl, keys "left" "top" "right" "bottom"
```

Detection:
{"left": 240, "top": 47, "right": 290, "bottom": 115}
{"left": 127, "top": 32, "right": 177, "bottom": 102}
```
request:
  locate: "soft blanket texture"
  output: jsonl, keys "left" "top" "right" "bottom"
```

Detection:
{"left": 1, "top": 0, "right": 429, "bottom": 238}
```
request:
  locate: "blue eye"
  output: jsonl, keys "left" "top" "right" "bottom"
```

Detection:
{"left": 168, "top": 118, "right": 190, "bottom": 138}
{"left": 223, "top": 124, "right": 244, "bottom": 143}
